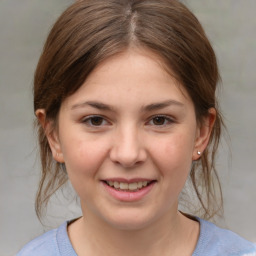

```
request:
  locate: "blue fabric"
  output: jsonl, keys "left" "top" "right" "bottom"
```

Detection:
{"left": 17, "top": 218, "right": 256, "bottom": 256}
{"left": 193, "top": 218, "right": 256, "bottom": 256}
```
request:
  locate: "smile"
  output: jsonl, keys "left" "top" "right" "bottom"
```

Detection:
{"left": 105, "top": 180, "right": 152, "bottom": 191}
{"left": 102, "top": 179, "right": 156, "bottom": 202}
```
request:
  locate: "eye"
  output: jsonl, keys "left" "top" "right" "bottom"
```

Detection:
{"left": 82, "top": 115, "right": 109, "bottom": 127}
{"left": 148, "top": 115, "right": 174, "bottom": 126}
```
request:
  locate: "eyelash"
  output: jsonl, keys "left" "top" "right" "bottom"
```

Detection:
{"left": 81, "top": 115, "right": 175, "bottom": 127}
{"left": 81, "top": 115, "right": 110, "bottom": 127}
{"left": 147, "top": 115, "right": 175, "bottom": 127}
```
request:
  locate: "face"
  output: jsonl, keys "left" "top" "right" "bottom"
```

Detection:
{"left": 43, "top": 49, "right": 213, "bottom": 230}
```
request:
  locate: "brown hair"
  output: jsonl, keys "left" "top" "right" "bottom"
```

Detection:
{"left": 34, "top": 0, "right": 224, "bottom": 220}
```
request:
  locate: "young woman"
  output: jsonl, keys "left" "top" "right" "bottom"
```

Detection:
{"left": 17, "top": 0, "right": 256, "bottom": 255}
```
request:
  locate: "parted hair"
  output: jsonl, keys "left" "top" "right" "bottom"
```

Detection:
{"left": 34, "top": 0, "right": 224, "bottom": 220}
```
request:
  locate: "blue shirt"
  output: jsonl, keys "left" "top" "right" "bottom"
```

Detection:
{"left": 17, "top": 218, "right": 256, "bottom": 256}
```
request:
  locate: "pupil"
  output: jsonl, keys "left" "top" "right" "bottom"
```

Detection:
{"left": 91, "top": 117, "right": 103, "bottom": 126}
{"left": 153, "top": 116, "right": 165, "bottom": 125}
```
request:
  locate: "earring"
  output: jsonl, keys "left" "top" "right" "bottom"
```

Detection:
{"left": 197, "top": 151, "right": 201, "bottom": 155}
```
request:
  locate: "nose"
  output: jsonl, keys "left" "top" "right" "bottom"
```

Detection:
{"left": 109, "top": 126, "right": 147, "bottom": 168}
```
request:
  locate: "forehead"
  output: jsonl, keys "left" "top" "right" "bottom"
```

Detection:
{"left": 62, "top": 49, "right": 193, "bottom": 110}
{"left": 86, "top": 48, "right": 176, "bottom": 84}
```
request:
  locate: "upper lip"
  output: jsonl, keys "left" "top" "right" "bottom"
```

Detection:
{"left": 102, "top": 178, "right": 156, "bottom": 183}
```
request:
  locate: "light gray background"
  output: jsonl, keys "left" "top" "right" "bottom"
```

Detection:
{"left": 0, "top": 1, "right": 255, "bottom": 255}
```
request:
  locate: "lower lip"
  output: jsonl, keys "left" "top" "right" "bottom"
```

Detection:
{"left": 102, "top": 181, "right": 156, "bottom": 202}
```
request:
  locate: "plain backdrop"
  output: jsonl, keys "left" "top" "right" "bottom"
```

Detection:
{"left": 0, "top": 1, "right": 256, "bottom": 255}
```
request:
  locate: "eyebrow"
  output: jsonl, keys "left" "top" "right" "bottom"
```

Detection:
{"left": 71, "top": 99, "right": 184, "bottom": 112}
{"left": 142, "top": 100, "right": 184, "bottom": 112}
{"left": 71, "top": 101, "right": 115, "bottom": 111}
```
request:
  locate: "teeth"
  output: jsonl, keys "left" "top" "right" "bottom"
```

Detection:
{"left": 128, "top": 182, "right": 138, "bottom": 190}
{"left": 106, "top": 180, "right": 151, "bottom": 191}
{"left": 114, "top": 181, "right": 120, "bottom": 189}
{"left": 120, "top": 182, "right": 128, "bottom": 189}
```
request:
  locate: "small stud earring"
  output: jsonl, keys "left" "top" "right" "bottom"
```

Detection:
{"left": 197, "top": 151, "right": 201, "bottom": 155}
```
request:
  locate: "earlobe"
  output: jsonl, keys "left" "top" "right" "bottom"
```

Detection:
{"left": 192, "top": 108, "right": 216, "bottom": 161}
{"left": 36, "top": 109, "right": 64, "bottom": 163}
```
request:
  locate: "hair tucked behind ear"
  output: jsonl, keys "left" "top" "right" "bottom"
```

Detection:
{"left": 34, "top": 0, "right": 224, "bottom": 220}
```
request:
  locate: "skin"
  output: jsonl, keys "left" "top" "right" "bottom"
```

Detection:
{"left": 37, "top": 49, "right": 216, "bottom": 256}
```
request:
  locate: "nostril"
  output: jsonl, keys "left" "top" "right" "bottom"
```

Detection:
{"left": 109, "top": 131, "right": 147, "bottom": 168}
{"left": 114, "top": 158, "right": 144, "bottom": 168}
{"left": 110, "top": 147, "right": 147, "bottom": 167}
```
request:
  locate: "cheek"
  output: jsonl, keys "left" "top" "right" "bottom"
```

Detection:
{"left": 154, "top": 135, "right": 195, "bottom": 197}
{"left": 61, "top": 137, "right": 108, "bottom": 178}
{"left": 61, "top": 138, "right": 110, "bottom": 199}
{"left": 151, "top": 133, "right": 195, "bottom": 170}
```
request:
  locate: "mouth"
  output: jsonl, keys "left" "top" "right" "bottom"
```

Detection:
{"left": 103, "top": 180, "right": 156, "bottom": 192}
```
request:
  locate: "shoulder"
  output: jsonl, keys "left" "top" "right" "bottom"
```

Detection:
{"left": 193, "top": 218, "right": 256, "bottom": 256}
{"left": 16, "top": 221, "right": 77, "bottom": 256}
{"left": 16, "top": 227, "right": 59, "bottom": 256}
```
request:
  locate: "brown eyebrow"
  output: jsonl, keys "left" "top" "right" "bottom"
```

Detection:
{"left": 142, "top": 100, "right": 184, "bottom": 112}
{"left": 71, "top": 99, "right": 184, "bottom": 112}
{"left": 71, "top": 101, "right": 115, "bottom": 111}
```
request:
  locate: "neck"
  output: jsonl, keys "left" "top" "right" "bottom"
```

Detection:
{"left": 68, "top": 208, "right": 199, "bottom": 256}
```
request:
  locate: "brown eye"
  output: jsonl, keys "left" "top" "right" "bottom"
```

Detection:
{"left": 82, "top": 116, "right": 108, "bottom": 126}
{"left": 152, "top": 116, "right": 166, "bottom": 125}
{"left": 90, "top": 116, "right": 104, "bottom": 126}
{"left": 148, "top": 115, "right": 174, "bottom": 126}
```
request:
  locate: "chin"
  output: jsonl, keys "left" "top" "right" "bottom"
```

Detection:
{"left": 102, "top": 210, "right": 158, "bottom": 231}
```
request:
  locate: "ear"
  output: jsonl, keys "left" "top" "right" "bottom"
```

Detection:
{"left": 36, "top": 109, "right": 64, "bottom": 163}
{"left": 192, "top": 108, "right": 216, "bottom": 161}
